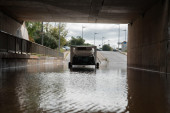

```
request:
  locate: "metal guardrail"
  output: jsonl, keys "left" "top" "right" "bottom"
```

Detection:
{"left": 0, "top": 31, "right": 63, "bottom": 58}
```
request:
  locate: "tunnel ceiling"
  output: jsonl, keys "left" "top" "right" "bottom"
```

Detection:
{"left": 0, "top": 0, "right": 158, "bottom": 23}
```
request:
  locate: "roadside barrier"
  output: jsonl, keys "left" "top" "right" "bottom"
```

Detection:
{"left": 0, "top": 31, "right": 63, "bottom": 58}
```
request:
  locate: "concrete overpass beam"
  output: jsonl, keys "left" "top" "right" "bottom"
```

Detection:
{"left": 0, "top": 11, "right": 29, "bottom": 40}
{"left": 128, "top": 0, "right": 169, "bottom": 73}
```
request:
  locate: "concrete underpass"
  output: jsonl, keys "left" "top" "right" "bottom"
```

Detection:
{"left": 0, "top": 0, "right": 170, "bottom": 113}
{"left": 0, "top": 0, "right": 169, "bottom": 73}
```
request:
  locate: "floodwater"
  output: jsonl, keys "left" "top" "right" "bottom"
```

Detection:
{"left": 0, "top": 52, "right": 170, "bottom": 113}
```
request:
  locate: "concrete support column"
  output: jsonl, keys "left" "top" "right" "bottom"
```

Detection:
{"left": 0, "top": 11, "right": 29, "bottom": 40}
{"left": 166, "top": 0, "right": 170, "bottom": 73}
{"left": 128, "top": 0, "right": 169, "bottom": 73}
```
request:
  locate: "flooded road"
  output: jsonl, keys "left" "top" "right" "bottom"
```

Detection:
{"left": 0, "top": 52, "right": 170, "bottom": 113}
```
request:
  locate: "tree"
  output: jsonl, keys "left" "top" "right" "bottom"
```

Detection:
{"left": 25, "top": 22, "right": 42, "bottom": 42}
{"left": 83, "top": 43, "right": 91, "bottom": 46}
{"left": 25, "top": 22, "right": 68, "bottom": 49}
{"left": 70, "top": 36, "right": 85, "bottom": 45}
{"left": 102, "top": 44, "right": 113, "bottom": 51}
{"left": 34, "top": 33, "right": 58, "bottom": 49}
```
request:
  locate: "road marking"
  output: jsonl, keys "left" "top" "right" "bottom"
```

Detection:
{"left": 128, "top": 67, "right": 170, "bottom": 75}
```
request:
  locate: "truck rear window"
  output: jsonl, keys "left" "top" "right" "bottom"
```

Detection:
{"left": 76, "top": 47, "right": 92, "bottom": 50}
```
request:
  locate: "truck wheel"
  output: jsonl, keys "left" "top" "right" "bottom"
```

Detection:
{"left": 68, "top": 62, "right": 72, "bottom": 68}
{"left": 96, "top": 62, "right": 99, "bottom": 69}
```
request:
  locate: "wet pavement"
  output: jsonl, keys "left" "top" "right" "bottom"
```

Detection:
{"left": 0, "top": 51, "right": 170, "bottom": 113}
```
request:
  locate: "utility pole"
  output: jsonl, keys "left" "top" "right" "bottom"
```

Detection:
{"left": 102, "top": 37, "right": 104, "bottom": 47}
{"left": 118, "top": 25, "right": 120, "bottom": 49}
{"left": 122, "top": 29, "right": 127, "bottom": 41}
{"left": 115, "top": 24, "right": 120, "bottom": 49}
{"left": 82, "top": 26, "right": 85, "bottom": 39}
{"left": 58, "top": 22, "right": 61, "bottom": 53}
{"left": 94, "top": 33, "right": 98, "bottom": 45}
{"left": 125, "top": 30, "right": 126, "bottom": 41}
{"left": 55, "top": 22, "right": 56, "bottom": 27}
{"left": 41, "top": 22, "right": 44, "bottom": 45}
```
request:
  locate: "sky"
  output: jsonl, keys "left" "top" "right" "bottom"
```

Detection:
{"left": 53, "top": 23, "right": 128, "bottom": 48}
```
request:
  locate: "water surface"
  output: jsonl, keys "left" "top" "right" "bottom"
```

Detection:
{"left": 0, "top": 52, "right": 170, "bottom": 113}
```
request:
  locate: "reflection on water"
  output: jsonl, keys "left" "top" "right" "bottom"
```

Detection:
{"left": 0, "top": 62, "right": 170, "bottom": 113}
{"left": 69, "top": 67, "right": 96, "bottom": 73}
{"left": 0, "top": 63, "right": 128, "bottom": 113}
{"left": 127, "top": 69, "right": 170, "bottom": 113}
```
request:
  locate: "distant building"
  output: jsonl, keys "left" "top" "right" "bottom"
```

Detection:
{"left": 121, "top": 41, "right": 127, "bottom": 52}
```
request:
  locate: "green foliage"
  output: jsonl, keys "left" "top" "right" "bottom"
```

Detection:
{"left": 102, "top": 44, "right": 113, "bottom": 51}
{"left": 83, "top": 43, "right": 91, "bottom": 46}
{"left": 25, "top": 22, "right": 42, "bottom": 41}
{"left": 70, "top": 36, "right": 85, "bottom": 45}
{"left": 25, "top": 22, "right": 68, "bottom": 49}
{"left": 35, "top": 34, "right": 58, "bottom": 49}
{"left": 69, "top": 36, "right": 92, "bottom": 46}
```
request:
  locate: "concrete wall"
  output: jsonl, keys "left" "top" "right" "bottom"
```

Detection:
{"left": 0, "top": 53, "right": 63, "bottom": 69}
{"left": 0, "top": 11, "right": 29, "bottom": 40}
{"left": 128, "top": 0, "right": 169, "bottom": 73}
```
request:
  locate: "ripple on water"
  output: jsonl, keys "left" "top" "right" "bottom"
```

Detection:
{"left": 1, "top": 65, "right": 128, "bottom": 113}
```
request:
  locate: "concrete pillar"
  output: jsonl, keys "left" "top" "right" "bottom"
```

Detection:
{"left": 0, "top": 11, "right": 29, "bottom": 40}
{"left": 128, "top": 0, "right": 169, "bottom": 73}
{"left": 167, "top": 0, "right": 170, "bottom": 73}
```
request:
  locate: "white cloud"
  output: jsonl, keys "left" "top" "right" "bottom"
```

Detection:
{"left": 51, "top": 22, "right": 128, "bottom": 48}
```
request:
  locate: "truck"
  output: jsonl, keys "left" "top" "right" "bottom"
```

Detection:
{"left": 68, "top": 46, "right": 99, "bottom": 69}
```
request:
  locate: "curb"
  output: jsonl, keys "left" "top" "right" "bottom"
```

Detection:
{"left": 97, "top": 52, "right": 108, "bottom": 63}
{"left": 63, "top": 51, "right": 69, "bottom": 60}
{"left": 119, "top": 51, "right": 127, "bottom": 56}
